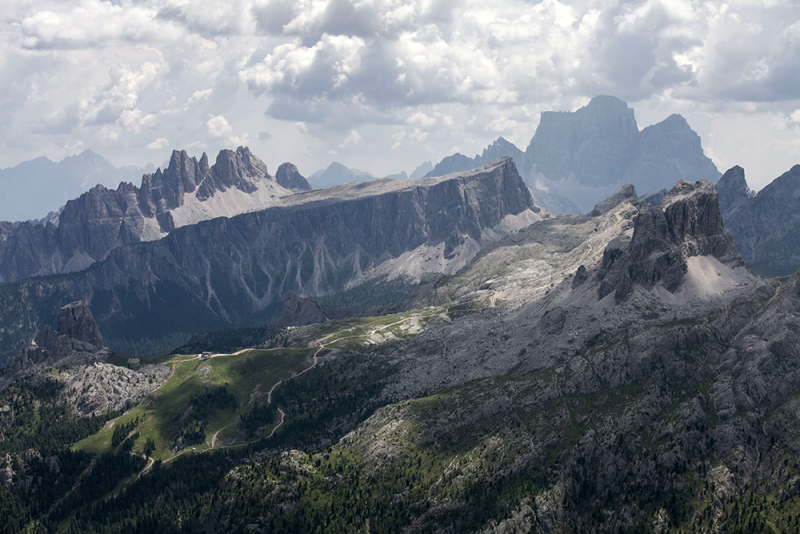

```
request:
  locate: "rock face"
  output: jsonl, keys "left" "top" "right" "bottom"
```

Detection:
{"left": 0, "top": 147, "right": 293, "bottom": 283}
{"left": 57, "top": 301, "right": 103, "bottom": 350}
{"left": 274, "top": 291, "right": 355, "bottom": 329}
{"left": 597, "top": 179, "right": 742, "bottom": 302}
{"left": 715, "top": 164, "right": 800, "bottom": 277}
{"left": 0, "top": 158, "right": 539, "bottom": 362}
{"left": 275, "top": 163, "right": 312, "bottom": 191}
{"left": 526, "top": 95, "right": 640, "bottom": 189}
{"left": 426, "top": 96, "right": 719, "bottom": 214}
{"left": 715, "top": 166, "right": 754, "bottom": 216}
{"left": 12, "top": 301, "right": 104, "bottom": 372}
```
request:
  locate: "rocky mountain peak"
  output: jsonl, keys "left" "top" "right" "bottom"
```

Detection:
{"left": 480, "top": 137, "right": 526, "bottom": 168}
{"left": 58, "top": 301, "right": 103, "bottom": 350}
{"left": 10, "top": 301, "right": 104, "bottom": 373}
{"left": 597, "top": 179, "right": 742, "bottom": 302}
{"left": 524, "top": 95, "right": 639, "bottom": 188}
{"left": 276, "top": 163, "right": 312, "bottom": 191}
{"left": 715, "top": 165, "right": 754, "bottom": 217}
{"left": 715, "top": 164, "right": 800, "bottom": 276}
{"left": 624, "top": 114, "right": 720, "bottom": 195}
{"left": 199, "top": 152, "right": 210, "bottom": 174}
{"left": 196, "top": 146, "right": 270, "bottom": 201}
{"left": 139, "top": 150, "right": 208, "bottom": 217}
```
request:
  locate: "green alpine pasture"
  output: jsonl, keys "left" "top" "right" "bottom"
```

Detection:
{"left": 74, "top": 347, "right": 314, "bottom": 461}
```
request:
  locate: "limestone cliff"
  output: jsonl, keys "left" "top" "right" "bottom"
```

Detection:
{"left": 0, "top": 158, "right": 540, "bottom": 362}
{"left": 597, "top": 179, "right": 742, "bottom": 302}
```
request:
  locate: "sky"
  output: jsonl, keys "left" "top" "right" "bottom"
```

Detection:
{"left": 1, "top": 0, "right": 800, "bottom": 190}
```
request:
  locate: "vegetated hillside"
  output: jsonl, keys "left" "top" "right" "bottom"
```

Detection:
{"left": 4, "top": 178, "right": 800, "bottom": 532}
{"left": 0, "top": 158, "right": 539, "bottom": 365}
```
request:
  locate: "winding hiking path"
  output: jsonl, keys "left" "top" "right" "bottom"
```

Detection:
{"left": 149, "top": 312, "right": 439, "bottom": 458}
{"left": 262, "top": 344, "right": 328, "bottom": 438}
{"left": 137, "top": 457, "right": 155, "bottom": 480}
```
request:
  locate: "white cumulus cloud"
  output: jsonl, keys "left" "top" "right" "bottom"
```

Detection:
{"left": 0, "top": 0, "right": 799, "bottom": 184}
{"left": 146, "top": 137, "right": 169, "bottom": 149}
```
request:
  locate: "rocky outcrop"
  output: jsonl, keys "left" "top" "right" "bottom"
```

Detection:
{"left": 275, "top": 163, "right": 312, "bottom": 191}
{"left": 0, "top": 147, "right": 293, "bottom": 282}
{"left": 274, "top": 291, "right": 355, "bottom": 329}
{"left": 3, "top": 300, "right": 169, "bottom": 415}
{"left": 715, "top": 165, "right": 800, "bottom": 277}
{"left": 11, "top": 301, "right": 104, "bottom": 372}
{"left": 61, "top": 361, "right": 170, "bottom": 417}
{"left": 57, "top": 301, "right": 103, "bottom": 350}
{"left": 715, "top": 166, "right": 754, "bottom": 217}
{"left": 589, "top": 184, "right": 638, "bottom": 217}
{"left": 597, "top": 179, "right": 742, "bottom": 302}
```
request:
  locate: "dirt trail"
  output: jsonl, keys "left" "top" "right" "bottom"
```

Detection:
{"left": 262, "top": 344, "right": 326, "bottom": 437}
{"left": 137, "top": 457, "right": 155, "bottom": 480}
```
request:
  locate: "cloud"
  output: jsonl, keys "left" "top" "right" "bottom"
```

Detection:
{"left": 207, "top": 115, "right": 233, "bottom": 138}
{"left": 2, "top": 0, "right": 800, "bottom": 183}
{"left": 207, "top": 114, "right": 248, "bottom": 145}
{"left": 146, "top": 137, "right": 169, "bottom": 149}
{"left": 19, "top": 0, "right": 174, "bottom": 49}
{"left": 242, "top": 0, "right": 800, "bottom": 116}
{"left": 339, "top": 129, "right": 361, "bottom": 148}
{"left": 155, "top": 0, "right": 256, "bottom": 37}
{"left": 187, "top": 89, "right": 213, "bottom": 105}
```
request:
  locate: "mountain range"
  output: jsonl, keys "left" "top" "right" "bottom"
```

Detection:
{"left": 0, "top": 157, "right": 539, "bottom": 364}
{"left": 306, "top": 161, "right": 376, "bottom": 188}
{"left": 0, "top": 147, "right": 308, "bottom": 283}
{"left": 1, "top": 96, "right": 800, "bottom": 532}
{"left": 0, "top": 149, "right": 155, "bottom": 223}
{"left": 426, "top": 95, "right": 721, "bottom": 214}
{"left": 3, "top": 165, "right": 800, "bottom": 532}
